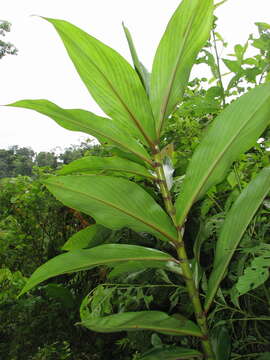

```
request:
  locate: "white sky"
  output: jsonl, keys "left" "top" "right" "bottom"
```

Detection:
{"left": 1, "top": 0, "right": 270, "bottom": 153}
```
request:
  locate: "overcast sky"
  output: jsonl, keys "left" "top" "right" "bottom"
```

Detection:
{"left": 1, "top": 0, "right": 269, "bottom": 153}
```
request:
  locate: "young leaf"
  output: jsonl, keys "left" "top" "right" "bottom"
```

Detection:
{"left": 122, "top": 23, "right": 150, "bottom": 95}
{"left": 150, "top": 0, "right": 213, "bottom": 136}
{"left": 9, "top": 100, "right": 152, "bottom": 165}
{"left": 176, "top": 83, "right": 270, "bottom": 227}
{"left": 58, "top": 156, "right": 155, "bottom": 179}
{"left": 44, "top": 175, "right": 178, "bottom": 243}
{"left": 140, "top": 346, "right": 203, "bottom": 359}
{"left": 205, "top": 166, "right": 270, "bottom": 312}
{"left": 19, "top": 244, "right": 178, "bottom": 296}
{"left": 80, "top": 311, "right": 203, "bottom": 337}
{"left": 44, "top": 17, "right": 156, "bottom": 146}
{"left": 62, "top": 224, "right": 110, "bottom": 251}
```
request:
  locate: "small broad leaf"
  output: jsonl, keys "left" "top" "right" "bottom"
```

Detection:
{"left": 44, "top": 175, "right": 178, "bottom": 243}
{"left": 122, "top": 22, "right": 150, "bottom": 95}
{"left": 58, "top": 156, "right": 155, "bottom": 179}
{"left": 62, "top": 224, "right": 110, "bottom": 251}
{"left": 19, "top": 244, "right": 179, "bottom": 296}
{"left": 44, "top": 17, "right": 156, "bottom": 145}
{"left": 150, "top": 0, "right": 213, "bottom": 136}
{"left": 222, "top": 59, "right": 241, "bottom": 73}
{"left": 8, "top": 100, "right": 152, "bottom": 165}
{"left": 205, "top": 166, "right": 270, "bottom": 312}
{"left": 235, "top": 255, "right": 270, "bottom": 296}
{"left": 80, "top": 311, "right": 203, "bottom": 337}
{"left": 176, "top": 83, "right": 270, "bottom": 227}
{"left": 140, "top": 346, "right": 203, "bottom": 359}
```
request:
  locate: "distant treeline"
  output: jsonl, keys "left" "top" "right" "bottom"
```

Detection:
{"left": 0, "top": 142, "right": 101, "bottom": 178}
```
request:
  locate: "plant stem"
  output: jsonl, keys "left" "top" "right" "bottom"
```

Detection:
{"left": 153, "top": 148, "right": 215, "bottom": 360}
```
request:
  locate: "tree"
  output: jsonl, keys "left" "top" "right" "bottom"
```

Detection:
{"left": 0, "top": 20, "right": 17, "bottom": 59}
{"left": 35, "top": 151, "right": 58, "bottom": 169}
{"left": 0, "top": 146, "right": 34, "bottom": 178}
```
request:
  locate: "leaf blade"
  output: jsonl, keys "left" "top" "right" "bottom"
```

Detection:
{"left": 9, "top": 100, "right": 152, "bottom": 165}
{"left": 176, "top": 83, "right": 270, "bottom": 227}
{"left": 81, "top": 311, "right": 202, "bottom": 338}
{"left": 140, "top": 346, "right": 203, "bottom": 360}
{"left": 58, "top": 156, "right": 155, "bottom": 179}
{"left": 19, "top": 244, "right": 178, "bottom": 296}
{"left": 44, "top": 175, "right": 178, "bottom": 243}
{"left": 44, "top": 17, "right": 156, "bottom": 145}
{"left": 205, "top": 166, "right": 270, "bottom": 311}
{"left": 150, "top": 0, "right": 213, "bottom": 135}
{"left": 122, "top": 22, "right": 150, "bottom": 95}
{"left": 62, "top": 224, "right": 110, "bottom": 251}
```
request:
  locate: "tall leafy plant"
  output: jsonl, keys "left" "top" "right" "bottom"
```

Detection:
{"left": 8, "top": 0, "right": 270, "bottom": 359}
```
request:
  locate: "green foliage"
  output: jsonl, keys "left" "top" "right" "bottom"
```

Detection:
{"left": 3, "top": 1, "right": 270, "bottom": 359}
{"left": 0, "top": 146, "right": 35, "bottom": 178}
{"left": 0, "top": 20, "right": 17, "bottom": 59}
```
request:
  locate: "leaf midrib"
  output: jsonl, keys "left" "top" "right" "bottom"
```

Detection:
{"left": 157, "top": 4, "right": 199, "bottom": 136}
{"left": 49, "top": 180, "right": 177, "bottom": 243}
{"left": 48, "top": 107, "right": 152, "bottom": 165}
{"left": 61, "top": 162, "right": 154, "bottom": 179}
{"left": 205, "top": 169, "right": 270, "bottom": 311}
{"left": 177, "top": 94, "right": 269, "bottom": 226}
{"left": 57, "top": 27, "right": 155, "bottom": 147}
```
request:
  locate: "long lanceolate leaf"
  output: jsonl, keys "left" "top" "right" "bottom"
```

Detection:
{"left": 205, "top": 166, "right": 270, "bottom": 312}
{"left": 9, "top": 100, "right": 152, "bottom": 165}
{"left": 44, "top": 18, "right": 156, "bottom": 146}
{"left": 150, "top": 0, "right": 213, "bottom": 136}
{"left": 58, "top": 156, "right": 155, "bottom": 179}
{"left": 19, "top": 244, "right": 179, "bottom": 296}
{"left": 81, "top": 311, "right": 202, "bottom": 338}
{"left": 44, "top": 175, "right": 178, "bottom": 243}
{"left": 122, "top": 23, "right": 150, "bottom": 95}
{"left": 175, "top": 83, "right": 270, "bottom": 227}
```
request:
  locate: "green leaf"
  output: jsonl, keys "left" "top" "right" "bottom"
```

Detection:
{"left": 44, "top": 175, "right": 177, "bottom": 243}
{"left": 9, "top": 100, "right": 152, "bottom": 165}
{"left": 58, "top": 156, "right": 155, "bottom": 179}
{"left": 235, "top": 254, "right": 270, "bottom": 297}
{"left": 223, "top": 59, "right": 241, "bottom": 73}
{"left": 44, "top": 17, "right": 156, "bottom": 145}
{"left": 108, "top": 259, "right": 182, "bottom": 279}
{"left": 150, "top": 0, "right": 213, "bottom": 136}
{"left": 211, "top": 326, "right": 231, "bottom": 360}
{"left": 253, "top": 38, "right": 270, "bottom": 51}
{"left": 214, "top": 0, "right": 228, "bottom": 9}
{"left": 205, "top": 166, "right": 270, "bottom": 312}
{"left": 175, "top": 83, "right": 270, "bottom": 227}
{"left": 62, "top": 224, "right": 110, "bottom": 251}
{"left": 19, "top": 244, "right": 178, "bottom": 296}
{"left": 122, "top": 22, "right": 150, "bottom": 95}
{"left": 80, "top": 311, "right": 203, "bottom": 337}
{"left": 140, "top": 346, "right": 202, "bottom": 359}
{"left": 43, "top": 283, "right": 74, "bottom": 309}
{"left": 257, "top": 353, "right": 270, "bottom": 360}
